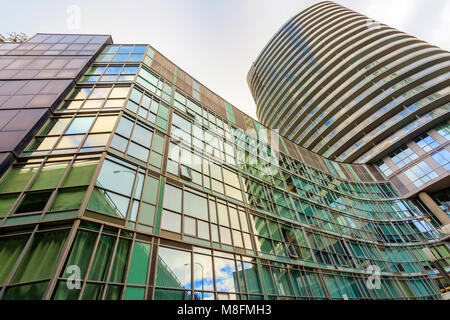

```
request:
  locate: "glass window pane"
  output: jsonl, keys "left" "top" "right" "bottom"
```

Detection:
{"left": 132, "top": 125, "right": 153, "bottom": 147}
{"left": 184, "top": 216, "right": 196, "bottom": 235}
{"left": 62, "top": 230, "right": 97, "bottom": 280}
{"left": 243, "top": 262, "right": 261, "bottom": 294}
{"left": 272, "top": 267, "right": 293, "bottom": 296}
{"left": 46, "top": 118, "right": 71, "bottom": 135}
{"left": 138, "top": 203, "right": 155, "bottom": 226}
{"left": 36, "top": 136, "right": 58, "bottom": 150}
{"left": 15, "top": 191, "right": 53, "bottom": 213}
{"left": 183, "top": 191, "right": 208, "bottom": 220}
{"left": 161, "top": 210, "right": 181, "bottom": 233}
{"left": 127, "top": 241, "right": 150, "bottom": 285}
{"left": 4, "top": 282, "right": 49, "bottom": 300}
{"left": 11, "top": 230, "right": 68, "bottom": 284}
{"left": 83, "top": 133, "right": 110, "bottom": 147}
{"left": 91, "top": 116, "right": 117, "bottom": 133}
{"left": 198, "top": 221, "right": 210, "bottom": 240}
{"left": 0, "top": 194, "right": 19, "bottom": 217}
{"left": 66, "top": 117, "right": 95, "bottom": 134}
{"left": 89, "top": 88, "right": 110, "bottom": 99}
{"left": 154, "top": 288, "right": 191, "bottom": 300}
{"left": 163, "top": 184, "right": 181, "bottom": 212}
{"left": 96, "top": 159, "right": 135, "bottom": 196}
{"left": 219, "top": 227, "right": 232, "bottom": 245}
{"left": 142, "top": 176, "right": 159, "bottom": 204}
{"left": 56, "top": 135, "right": 84, "bottom": 149}
{"left": 110, "top": 135, "right": 128, "bottom": 152}
{"left": 127, "top": 142, "right": 149, "bottom": 162}
{"left": 217, "top": 203, "right": 229, "bottom": 227}
{"left": 232, "top": 230, "right": 243, "bottom": 247}
{"left": 214, "top": 257, "right": 238, "bottom": 292}
{"left": 229, "top": 208, "right": 240, "bottom": 230}
{"left": 88, "top": 234, "right": 115, "bottom": 281}
{"left": 261, "top": 265, "right": 276, "bottom": 294}
{"left": 108, "top": 238, "right": 131, "bottom": 283}
{"left": 109, "top": 87, "right": 130, "bottom": 99}
{"left": 124, "top": 286, "right": 145, "bottom": 300}
{"left": 49, "top": 187, "right": 86, "bottom": 212}
{"left": 193, "top": 253, "right": 214, "bottom": 291}
{"left": 87, "top": 188, "right": 129, "bottom": 218}
{"left": 116, "top": 117, "right": 134, "bottom": 137}
{"left": 0, "top": 234, "right": 28, "bottom": 285}
{"left": 62, "top": 160, "right": 98, "bottom": 187}
{"left": 0, "top": 165, "right": 35, "bottom": 193}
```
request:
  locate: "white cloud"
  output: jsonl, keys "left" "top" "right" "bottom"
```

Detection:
{"left": 1, "top": 0, "right": 447, "bottom": 120}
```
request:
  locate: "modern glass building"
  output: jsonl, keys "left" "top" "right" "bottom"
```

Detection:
{"left": 0, "top": 3, "right": 449, "bottom": 301}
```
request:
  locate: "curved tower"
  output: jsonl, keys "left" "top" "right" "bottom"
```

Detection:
{"left": 248, "top": 1, "right": 449, "bottom": 164}
{"left": 0, "top": 3, "right": 448, "bottom": 301}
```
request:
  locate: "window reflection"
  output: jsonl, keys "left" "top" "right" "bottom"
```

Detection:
{"left": 94, "top": 158, "right": 137, "bottom": 207}
{"left": 161, "top": 210, "right": 181, "bottom": 233}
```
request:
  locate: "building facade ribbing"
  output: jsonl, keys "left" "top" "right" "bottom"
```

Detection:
{"left": 0, "top": 9, "right": 448, "bottom": 300}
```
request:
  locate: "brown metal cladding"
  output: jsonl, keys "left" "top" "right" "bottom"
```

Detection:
{"left": 389, "top": 175, "right": 408, "bottom": 195}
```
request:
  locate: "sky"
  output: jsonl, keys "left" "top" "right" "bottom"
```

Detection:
{"left": 1, "top": 0, "right": 449, "bottom": 119}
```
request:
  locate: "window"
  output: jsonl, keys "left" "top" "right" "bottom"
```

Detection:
{"left": 0, "top": 165, "right": 36, "bottom": 193}
{"left": 65, "top": 117, "right": 95, "bottom": 134}
{"left": 156, "top": 247, "right": 191, "bottom": 289}
{"left": 25, "top": 115, "right": 116, "bottom": 155}
{"left": 193, "top": 253, "right": 214, "bottom": 291}
{"left": 404, "top": 162, "right": 438, "bottom": 187}
{"left": 96, "top": 159, "right": 135, "bottom": 196}
{"left": 125, "top": 87, "right": 168, "bottom": 132}
{"left": 376, "top": 161, "right": 393, "bottom": 177}
{"left": 49, "top": 187, "right": 86, "bottom": 212}
{"left": 214, "top": 257, "right": 238, "bottom": 292}
{"left": 184, "top": 217, "right": 196, "bottom": 235}
{"left": 111, "top": 116, "right": 158, "bottom": 165}
{"left": 4, "top": 229, "right": 69, "bottom": 299}
{"left": 132, "top": 124, "right": 152, "bottom": 148}
{"left": 163, "top": 184, "right": 182, "bottom": 212}
{"left": 435, "top": 122, "right": 449, "bottom": 140}
{"left": 0, "top": 194, "right": 19, "bottom": 217}
{"left": 183, "top": 190, "right": 208, "bottom": 220}
{"left": 91, "top": 116, "right": 117, "bottom": 133}
{"left": 180, "top": 165, "right": 192, "bottom": 181}
{"left": 81, "top": 64, "right": 138, "bottom": 83}
{"left": 171, "top": 113, "right": 192, "bottom": 144}
{"left": 96, "top": 45, "right": 146, "bottom": 63}
{"left": 57, "top": 85, "right": 129, "bottom": 112}
{"left": 142, "top": 175, "right": 159, "bottom": 204}
{"left": 174, "top": 91, "right": 187, "bottom": 113}
{"left": 127, "top": 241, "right": 151, "bottom": 285}
{"left": 219, "top": 227, "right": 232, "bottom": 245}
{"left": 389, "top": 145, "right": 418, "bottom": 168}
{"left": 15, "top": 191, "right": 53, "bottom": 214}
{"left": 431, "top": 149, "right": 450, "bottom": 170}
{"left": 87, "top": 188, "right": 129, "bottom": 218}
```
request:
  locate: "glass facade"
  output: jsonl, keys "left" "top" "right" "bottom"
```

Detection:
{"left": 0, "top": 34, "right": 448, "bottom": 300}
